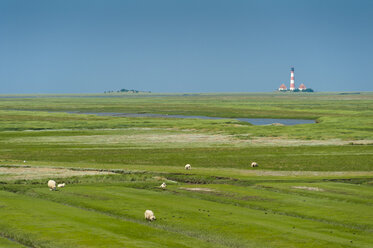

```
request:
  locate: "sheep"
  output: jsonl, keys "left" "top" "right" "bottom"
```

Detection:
{"left": 57, "top": 183, "right": 65, "bottom": 188}
{"left": 160, "top": 182, "right": 166, "bottom": 189}
{"left": 144, "top": 210, "right": 156, "bottom": 221}
{"left": 185, "top": 164, "right": 191, "bottom": 170}
{"left": 251, "top": 162, "right": 258, "bottom": 168}
{"left": 23, "top": 160, "right": 27, "bottom": 163}
{"left": 48, "top": 180, "right": 57, "bottom": 191}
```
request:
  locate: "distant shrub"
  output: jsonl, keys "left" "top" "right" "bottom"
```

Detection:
{"left": 303, "top": 88, "right": 314, "bottom": 92}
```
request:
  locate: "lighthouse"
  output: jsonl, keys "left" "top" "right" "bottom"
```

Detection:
{"left": 289, "top": 67, "right": 295, "bottom": 91}
{"left": 277, "top": 67, "right": 313, "bottom": 92}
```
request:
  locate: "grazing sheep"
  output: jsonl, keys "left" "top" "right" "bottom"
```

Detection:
{"left": 160, "top": 182, "right": 166, "bottom": 189}
{"left": 251, "top": 162, "right": 258, "bottom": 167}
{"left": 23, "top": 160, "right": 27, "bottom": 163}
{"left": 57, "top": 183, "right": 65, "bottom": 188}
{"left": 48, "top": 180, "right": 57, "bottom": 191}
{"left": 144, "top": 210, "right": 156, "bottom": 221}
{"left": 185, "top": 164, "right": 191, "bottom": 170}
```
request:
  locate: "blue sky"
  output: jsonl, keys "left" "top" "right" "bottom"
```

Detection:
{"left": 0, "top": 0, "right": 372, "bottom": 93}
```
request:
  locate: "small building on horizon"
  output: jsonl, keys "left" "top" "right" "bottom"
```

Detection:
{"left": 278, "top": 84, "right": 287, "bottom": 91}
{"left": 298, "top": 83, "right": 306, "bottom": 91}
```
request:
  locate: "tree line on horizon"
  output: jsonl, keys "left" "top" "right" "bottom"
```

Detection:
{"left": 104, "top": 89, "right": 151, "bottom": 94}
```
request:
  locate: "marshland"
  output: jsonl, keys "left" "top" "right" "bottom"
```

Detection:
{"left": 0, "top": 92, "right": 372, "bottom": 247}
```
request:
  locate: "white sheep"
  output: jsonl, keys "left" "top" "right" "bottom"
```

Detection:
{"left": 251, "top": 162, "right": 258, "bottom": 167}
{"left": 23, "top": 160, "right": 27, "bottom": 163}
{"left": 144, "top": 210, "right": 156, "bottom": 221}
{"left": 160, "top": 182, "right": 166, "bottom": 189}
{"left": 48, "top": 180, "right": 57, "bottom": 191}
{"left": 185, "top": 164, "right": 191, "bottom": 170}
{"left": 57, "top": 183, "right": 65, "bottom": 188}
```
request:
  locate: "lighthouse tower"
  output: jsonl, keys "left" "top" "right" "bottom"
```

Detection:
{"left": 289, "top": 67, "right": 295, "bottom": 91}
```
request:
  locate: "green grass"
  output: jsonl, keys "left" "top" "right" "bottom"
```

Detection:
{"left": 0, "top": 236, "right": 26, "bottom": 248}
{"left": 0, "top": 190, "right": 216, "bottom": 248}
{"left": 2, "top": 144, "right": 373, "bottom": 171}
{"left": 1, "top": 174, "right": 372, "bottom": 248}
{"left": 1, "top": 124, "right": 373, "bottom": 171}
{"left": 0, "top": 92, "right": 372, "bottom": 247}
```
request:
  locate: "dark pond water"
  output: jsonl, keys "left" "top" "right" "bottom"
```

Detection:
{"left": 75, "top": 112, "right": 315, "bottom": 126}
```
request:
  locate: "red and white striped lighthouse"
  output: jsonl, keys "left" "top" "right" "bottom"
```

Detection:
{"left": 289, "top": 67, "right": 295, "bottom": 90}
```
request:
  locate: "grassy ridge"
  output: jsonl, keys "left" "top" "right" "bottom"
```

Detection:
{"left": 1, "top": 144, "right": 373, "bottom": 171}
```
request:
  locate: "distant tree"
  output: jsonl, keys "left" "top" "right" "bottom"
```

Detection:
{"left": 106, "top": 88, "right": 147, "bottom": 93}
{"left": 304, "top": 88, "right": 314, "bottom": 92}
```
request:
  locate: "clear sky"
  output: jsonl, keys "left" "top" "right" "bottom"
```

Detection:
{"left": 1, "top": 0, "right": 372, "bottom": 93}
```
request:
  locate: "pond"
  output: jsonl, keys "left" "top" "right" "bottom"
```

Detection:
{"left": 74, "top": 112, "right": 315, "bottom": 126}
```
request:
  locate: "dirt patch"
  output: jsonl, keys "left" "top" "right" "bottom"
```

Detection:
{"left": 7, "top": 133, "right": 234, "bottom": 145}
{"left": 248, "top": 137, "right": 373, "bottom": 146}
{"left": 179, "top": 187, "right": 215, "bottom": 192}
{"left": 270, "top": 123, "right": 285, "bottom": 126}
{"left": 233, "top": 169, "right": 373, "bottom": 177}
{"left": 0, "top": 166, "right": 114, "bottom": 181}
{"left": 291, "top": 186, "right": 325, "bottom": 192}
{"left": 8, "top": 131, "right": 373, "bottom": 147}
{"left": 152, "top": 176, "right": 167, "bottom": 181}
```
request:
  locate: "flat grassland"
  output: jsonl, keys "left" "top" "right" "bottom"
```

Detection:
{"left": 0, "top": 92, "right": 372, "bottom": 247}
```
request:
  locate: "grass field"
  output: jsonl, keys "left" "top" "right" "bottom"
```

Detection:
{"left": 0, "top": 92, "right": 372, "bottom": 247}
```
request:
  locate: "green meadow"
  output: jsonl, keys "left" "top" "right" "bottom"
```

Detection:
{"left": 0, "top": 92, "right": 372, "bottom": 247}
